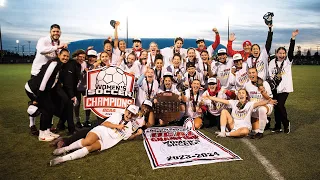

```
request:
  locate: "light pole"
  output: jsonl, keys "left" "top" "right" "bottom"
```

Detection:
{"left": 16, "top": 40, "right": 19, "bottom": 55}
{"left": 21, "top": 45, "right": 25, "bottom": 56}
{"left": 126, "top": 16, "right": 129, "bottom": 45}
{"left": 227, "top": 16, "right": 229, "bottom": 41}
{"left": 28, "top": 41, "right": 31, "bottom": 56}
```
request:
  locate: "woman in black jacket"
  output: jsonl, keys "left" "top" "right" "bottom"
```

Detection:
{"left": 25, "top": 49, "right": 71, "bottom": 141}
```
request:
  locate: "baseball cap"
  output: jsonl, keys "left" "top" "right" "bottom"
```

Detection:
{"left": 163, "top": 71, "right": 173, "bottom": 78}
{"left": 127, "top": 105, "right": 139, "bottom": 115}
{"left": 196, "top": 38, "right": 205, "bottom": 44}
{"left": 233, "top": 53, "right": 243, "bottom": 61}
{"left": 87, "top": 50, "right": 97, "bottom": 56}
{"left": 242, "top": 40, "right": 252, "bottom": 47}
{"left": 142, "top": 100, "right": 153, "bottom": 108}
{"left": 217, "top": 48, "right": 227, "bottom": 55}
{"left": 132, "top": 38, "right": 141, "bottom": 43}
{"left": 208, "top": 77, "right": 217, "bottom": 85}
{"left": 186, "top": 62, "right": 196, "bottom": 69}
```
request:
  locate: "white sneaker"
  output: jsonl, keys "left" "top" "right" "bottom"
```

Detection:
{"left": 216, "top": 132, "right": 226, "bottom": 138}
{"left": 53, "top": 148, "right": 67, "bottom": 156}
{"left": 39, "top": 131, "right": 55, "bottom": 142}
{"left": 49, "top": 157, "right": 64, "bottom": 166}
{"left": 46, "top": 130, "right": 60, "bottom": 139}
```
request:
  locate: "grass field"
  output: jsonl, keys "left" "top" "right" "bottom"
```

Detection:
{"left": 0, "top": 64, "right": 319, "bottom": 180}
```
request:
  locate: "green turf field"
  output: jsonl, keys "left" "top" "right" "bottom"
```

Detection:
{"left": 0, "top": 64, "right": 319, "bottom": 180}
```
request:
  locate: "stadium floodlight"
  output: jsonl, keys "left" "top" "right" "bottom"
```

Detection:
{"left": 0, "top": 0, "right": 5, "bottom": 7}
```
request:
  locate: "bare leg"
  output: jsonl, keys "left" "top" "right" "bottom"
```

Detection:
{"left": 228, "top": 127, "right": 250, "bottom": 137}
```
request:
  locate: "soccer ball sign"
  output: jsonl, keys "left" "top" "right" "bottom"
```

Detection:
{"left": 96, "top": 67, "right": 127, "bottom": 88}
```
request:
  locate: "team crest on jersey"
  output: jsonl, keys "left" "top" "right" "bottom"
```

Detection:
{"left": 233, "top": 109, "right": 248, "bottom": 119}
{"left": 84, "top": 66, "right": 135, "bottom": 118}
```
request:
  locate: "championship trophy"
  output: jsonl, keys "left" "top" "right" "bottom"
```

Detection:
{"left": 263, "top": 12, "right": 274, "bottom": 25}
{"left": 153, "top": 91, "right": 181, "bottom": 124}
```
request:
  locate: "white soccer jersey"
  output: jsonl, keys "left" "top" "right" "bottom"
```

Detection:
{"left": 185, "top": 89, "right": 203, "bottom": 118}
{"left": 136, "top": 79, "right": 159, "bottom": 106}
{"left": 202, "top": 90, "right": 229, "bottom": 116}
{"left": 118, "top": 61, "right": 140, "bottom": 78}
{"left": 161, "top": 47, "right": 187, "bottom": 68}
{"left": 183, "top": 71, "right": 205, "bottom": 87}
{"left": 31, "top": 36, "right": 60, "bottom": 76}
{"left": 90, "top": 113, "right": 133, "bottom": 150}
{"left": 226, "top": 62, "right": 249, "bottom": 90}
{"left": 212, "top": 57, "right": 234, "bottom": 87}
{"left": 268, "top": 58, "right": 293, "bottom": 93}
{"left": 228, "top": 100, "right": 255, "bottom": 129}
{"left": 147, "top": 52, "right": 157, "bottom": 68}
{"left": 244, "top": 81, "right": 273, "bottom": 103}
{"left": 246, "top": 48, "right": 269, "bottom": 80}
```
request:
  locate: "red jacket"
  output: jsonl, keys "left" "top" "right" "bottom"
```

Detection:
{"left": 227, "top": 40, "right": 250, "bottom": 61}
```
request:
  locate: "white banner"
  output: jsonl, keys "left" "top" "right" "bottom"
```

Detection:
{"left": 143, "top": 126, "right": 242, "bottom": 169}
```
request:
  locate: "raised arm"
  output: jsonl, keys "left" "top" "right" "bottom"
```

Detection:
{"left": 211, "top": 28, "right": 220, "bottom": 50}
{"left": 227, "top": 33, "right": 242, "bottom": 56}
{"left": 265, "top": 24, "right": 273, "bottom": 54}
{"left": 113, "top": 22, "right": 120, "bottom": 49}
{"left": 253, "top": 99, "right": 277, "bottom": 109}
{"left": 288, "top": 29, "right": 299, "bottom": 62}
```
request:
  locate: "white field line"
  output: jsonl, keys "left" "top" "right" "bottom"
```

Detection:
{"left": 241, "top": 139, "right": 285, "bottom": 180}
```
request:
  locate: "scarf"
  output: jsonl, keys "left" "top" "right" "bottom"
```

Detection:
{"left": 207, "top": 80, "right": 221, "bottom": 96}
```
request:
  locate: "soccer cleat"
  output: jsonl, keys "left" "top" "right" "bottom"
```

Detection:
{"left": 83, "top": 121, "right": 92, "bottom": 127}
{"left": 53, "top": 148, "right": 67, "bottom": 156}
{"left": 284, "top": 122, "right": 291, "bottom": 134}
{"left": 216, "top": 132, "right": 226, "bottom": 138}
{"left": 30, "top": 125, "right": 39, "bottom": 136}
{"left": 39, "top": 133, "right": 55, "bottom": 142}
{"left": 271, "top": 128, "right": 283, "bottom": 133}
{"left": 49, "top": 157, "right": 64, "bottom": 166}
{"left": 75, "top": 122, "right": 83, "bottom": 129}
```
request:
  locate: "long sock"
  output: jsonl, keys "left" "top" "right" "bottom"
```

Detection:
{"left": 64, "top": 139, "right": 83, "bottom": 152}
{"left": 61, "top": 147, "right": 89, "bottom": 162}
{"left": 258, "top": 107, "right": 268, "bottom": 133}
{"left": 221, "top": 126, "right": 226, "bottom": 133}
{"left": 29, "top": 116, "right": 35, "bottom": 127}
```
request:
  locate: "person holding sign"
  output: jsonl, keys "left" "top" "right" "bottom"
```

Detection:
{"left": 50, "top": 105, "right": 140, "bottom": 166}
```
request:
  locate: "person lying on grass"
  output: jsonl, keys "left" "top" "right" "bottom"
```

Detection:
{"left": 202, "top": 89, "right": 277, "bottom": 138}
{"left": 49, "top": 105, "right": 141, "bottom": 166}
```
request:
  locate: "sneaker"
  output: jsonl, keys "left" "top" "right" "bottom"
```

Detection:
{"left": 53, "top": 147, "right": 67, "bottom": 156}
{"left": 30, "top": 125, "right": 39, "bottom": 136}
{"left": 75, "top": 122, "right": 83, "bottom": 129}
{"left": 284, "top": 122, "right": 291, "bottom": 134}
{"left": 83, "top": 121, "right": 92, "bottom": 127}
{"left": 49, "top": 157, "right": 64, "bottom": 166}
{"left": 252, "top": 133, "right": 264, "bottom": 139}
{"left": 271, "top": 128, "right": 283, "bottom": 133}
{"left": 216, "top": 132, "right": 226, "bottom": 138}
{"left": 39, "top": 133, "right": 55, "bottom": 142}
{"left": 47, "top": 131, "right": 60, "bottom": 139}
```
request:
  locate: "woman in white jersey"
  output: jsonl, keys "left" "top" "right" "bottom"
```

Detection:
{"left": 212, "top": 48, "right": 234, "bottom": 88}
{"left": 166, "top": 53, "right": 185, "bottom": 91}
{"left": 268, "top": 29, "right": 299, "bottom": 134}
{"left": 245, "top": 68, "right": 275, "bottom": 139}
{"left": 246, "top": 24, "right": 273, "bottom": 81}
{"left": 49, "top": 105, "right": 140, "bottom": 166}
{"left": 203, "top": 89, "right": 276, "bottom": 137}
{"left": 226, "top": 53, "right": 249, "bottom": 90}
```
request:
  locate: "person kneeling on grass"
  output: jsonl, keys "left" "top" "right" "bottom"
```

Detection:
{"left": 49, "top": 105, "right": 140, "bottom": 166}
{"left": 203, "top": 89, "right": 277, "bottom": 138}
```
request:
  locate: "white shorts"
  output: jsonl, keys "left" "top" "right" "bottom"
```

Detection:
{"left": 232, "top": 121, "right": 252, "bottom": 131}
{"left": 251, "top": 104, "right": 273, "bottom": 119}
{"left": 89, "top": 126, "right": 120, "bottom": 151}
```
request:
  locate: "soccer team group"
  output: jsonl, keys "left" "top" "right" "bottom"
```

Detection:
{"left": 24, "top": 20, "right": 299, "bottom": 166}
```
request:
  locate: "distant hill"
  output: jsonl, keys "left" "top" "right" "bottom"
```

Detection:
{"left": 68, "top": 38, "right": 226, "bottom": 54}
